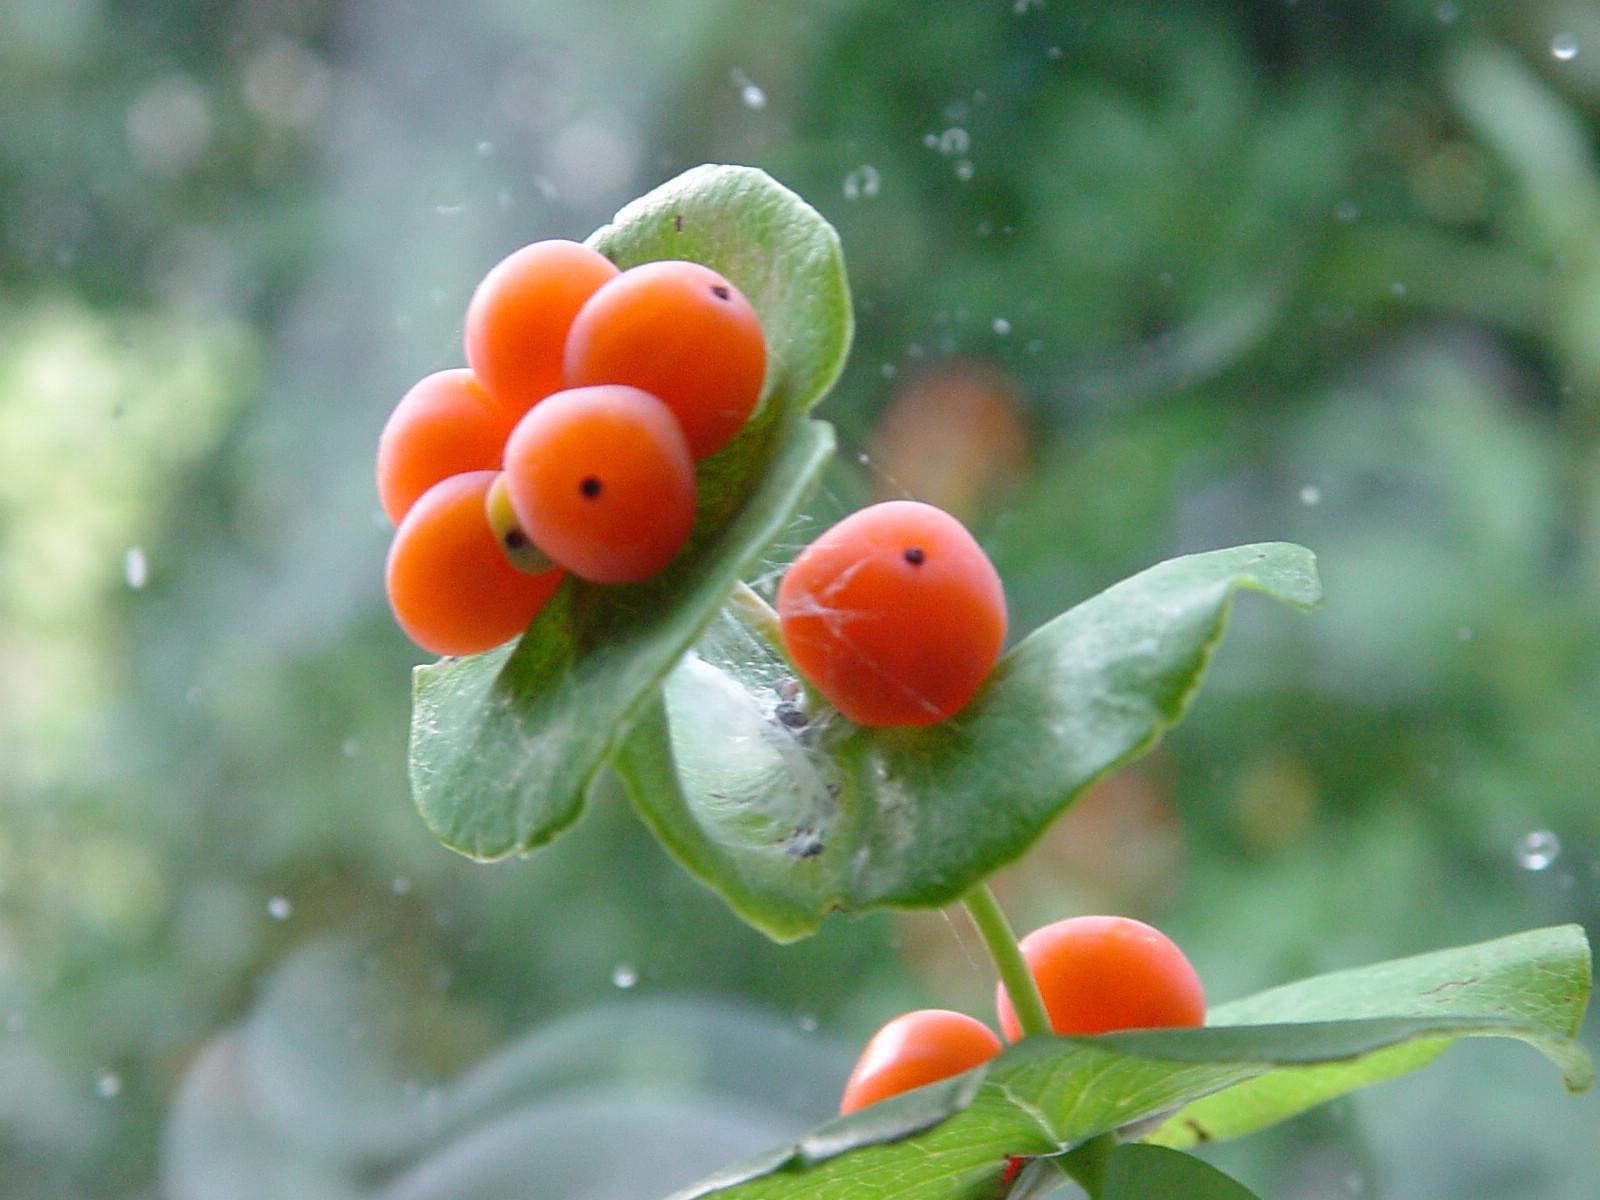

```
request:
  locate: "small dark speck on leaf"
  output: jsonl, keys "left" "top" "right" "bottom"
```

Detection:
{"left": 787, "top": 828, "right": 824, "bottom": 858}
{"left": 1420, "top": 977, "right": 1477, "bottom": 996}
{"left": 1185, "top": 1119, "right": 1213, "bottom": 1143}
{"left": 775, "top": 702, "right": 808, "bottom": 730}
{"left": 674, "top": 214, "right": 684, "bottom": 232}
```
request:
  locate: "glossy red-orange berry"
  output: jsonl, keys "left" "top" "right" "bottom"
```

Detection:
{"left": 776, "top": 500, "right": 1006, "bottom": 726}
{"left": 502, "top": 385, "right": 696, "bottom": 585}
{"left": 995, "top": 916, "right": 1206, "bottom": 1042}
{"left": 376, "top": 369, "right": 517, "bottom": 525}
{"left": 464, "top": 239, "right": 619, "bottom": 417}
{"left": 839, "top": 1010, "right": 1002, "bottom": 1115}
{"left": 385, "top": 471, "right": 564, "bottom": 657}
{"left": 562, "top": 259, "right": 766, "bottom": 459}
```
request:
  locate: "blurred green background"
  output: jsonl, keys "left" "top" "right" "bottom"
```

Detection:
{"left": 3, "top": 0, "right": 1598, "bottom": 1196}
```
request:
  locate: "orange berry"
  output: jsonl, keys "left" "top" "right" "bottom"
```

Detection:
{"left": 840, "top": 1009, "right": 1002, "bottom": 1115}
{"left": 385, "top": 471, "right": 563, "bottom": 657}
{"left": 502, "top": 385, "right": 696, "bottom": 585}
{"left": 995, "top": 916, "right": 1206, "bottom": 1042}
{"left": 464, "top": 239, "right": 619, "bottom": 417}
{"left": 376, "top": 369, "right": 516, "bottom": 525}
{"left": 776, "top": 500, "right": 1006, "bottom": 726}
{"left": 562, "top": 260, "right": 766, "bottom": 459}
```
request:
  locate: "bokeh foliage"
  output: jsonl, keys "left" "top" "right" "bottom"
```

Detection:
{"left": 2, "top": 1, "right": 1598, "bottom": 1197}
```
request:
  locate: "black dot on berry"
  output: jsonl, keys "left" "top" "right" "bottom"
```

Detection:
{"left": 504, "top": 528, "right": 527, "bottom": 550}
{"left": 903, "top": 546, "right": 926, "bottom": 565}
{"left": 711, "top": 285, "right": 730, "bottom": 301}
{"left": 579, "top": 476, "right": 603, "bottom": 499}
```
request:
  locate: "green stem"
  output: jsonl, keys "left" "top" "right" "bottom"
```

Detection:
{"left": 965, "top": 886, "right": 1119, "bottom": 1197}
{"left": 961, "top": 883, "right": 1052, "bottom": 1040}
{"left": 727, "top": 579, "right": 783, "bottom": 653}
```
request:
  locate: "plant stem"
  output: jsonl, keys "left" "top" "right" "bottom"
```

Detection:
{"left": 727, "top": 579, "right": 784, "bottom": 652}
{"left": 965, "top": 886, "right": 1119, "bottom": 1197}
{"left": 961, "top": 883, "right": 1052, "bottom": 1040}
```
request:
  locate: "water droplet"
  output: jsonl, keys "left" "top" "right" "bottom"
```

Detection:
{"left": 1334, "top": 199, "right": 1361, "bottom": 223}
{"left": 1552, "top": 34, "right": 1579, "bottom": 61}
{"left": 340, "top": 737, "right": 361, "bottom": 758}
{"left": 992, "top": 317, "right": 1012, "bottom": 335}
{"left": 1012, "top": 0, "right": 1045, "bottom": 13}
{"left": 475, "top": 140, "right": 494, "bottom": 156}
{"left": 266, "top": 895, "right": 293, "bottom": 920}
{"left": 1391, "top": 281, "right": 1407, "bottom": 297}
{"left": 857, "top": 452, "right": 872, "bottom": 465}
{"left": 879, "top": 363, "right": 897, "bottom": 379}
{"left": 95, "top": 1069, "right": 122, "bottom": 1098}
{"left": 730, "top": 69, "right": 767, "bottom": 110}
{"left": 842, "top": 165, "right": 880, "bottom": 200}
{"left": 1435, "top": 1, "right": 1459, "bottom": 24}
{"left": 1299, "top": 485, "right": 1322, "bottom": 506}
{"left": 1456, "top": 626, "right": 1474, "bottom": 642}
{"left": 433, "top": 203, "right": 466, "bottom": 217}
{"left": 1046, "top": 45, "right": 1063, "bottom": 60}
{"left": 391, "top": 875, "right": 412, "bottom": 895}
{"left": 611, "top": 963, "right": 638, "bottom": 989}
{"left": 798, "top": 1015, "right": 819, "bottom": 1033}
{"left": 954, "top": 160, "right": 975, "bottom": 182}
{"left": 921, "top": 132, "right": 938, "bottom": 149}
{"left": 1515, "top": 830, "right": 1561, "bottom": 871}
{"left": 124, "top": 547, "right": 149, "bottom": 590}
{"left": 937, "top": 127, "right": 969, "bottom": 156}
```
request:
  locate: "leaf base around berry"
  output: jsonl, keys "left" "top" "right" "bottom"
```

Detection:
{"left": 621, "top": 542, "right": 1323, "bottom": 941}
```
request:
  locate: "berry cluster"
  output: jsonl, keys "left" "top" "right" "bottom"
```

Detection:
{"left": 378, "top": 240, "right": 767, "bottom": 656}
{"left": 840, "top": 916, "right": 1205, "bottom": 1136}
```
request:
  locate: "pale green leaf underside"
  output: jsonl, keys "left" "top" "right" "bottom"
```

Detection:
{"left": 408, "top": 166, "right": 851, "bottom": 859}
{"left": 670, "top": 925, "right": 1591, "bottom": 1200}
{"left": 620, "top": 542, "right": 1323, "bottom": 941}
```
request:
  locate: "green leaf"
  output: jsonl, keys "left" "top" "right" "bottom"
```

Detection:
{"left": 668, "top": 926, "right": 1591, "bottom": 1200}
{"left": 1102, "top": 1144, "right": 1262, "bottom": 1199}
{"left": 619, "top": 542, "right": 1322, "bottom": 940}
{"left": 409, "top": 166, "right": 851, "bottom": 859}
{"left": 1147, "top": 921, "right": 1594, "bottom": 1147}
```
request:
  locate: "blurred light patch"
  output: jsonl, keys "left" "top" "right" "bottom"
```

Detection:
{"left": 1232, "top": 755, "right": 1320, "bottom": 855}
{"left": 868, "top": 359, "right": 1029, "bottom": 524}
{"left": 126, "top": 74, "right": 213, "bottom": 176}
{"left": 243, "top": 39, "right": 333, "bottom": 131}
{"left": 0, "top": 301, "right": 256, "bottom": 784}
